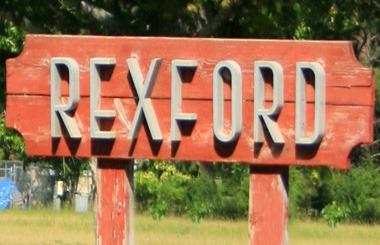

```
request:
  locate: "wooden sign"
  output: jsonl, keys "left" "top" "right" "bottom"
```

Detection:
{"left": 6, "top": 35, "right": 374, "bottom": 169}
{"left": 5, "top": 35, "right": 375, "bottom": 244}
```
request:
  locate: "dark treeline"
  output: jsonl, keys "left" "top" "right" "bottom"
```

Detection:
{"left": 1, "top": 0, "right": 380, "bottom": 225}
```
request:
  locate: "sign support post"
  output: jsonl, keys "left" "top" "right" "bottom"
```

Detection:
{"left": 96, "top": 159, "right": 134, "bottom": 245}
{"left": 249, "top": 166, "right": 289, "bottom": 245}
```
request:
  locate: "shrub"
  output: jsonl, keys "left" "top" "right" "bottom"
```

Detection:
{"left": 328, "top": 158, "right": 380, "bottom": 223}
{"left": 134, "top": 161, "right": 250, "bottom": 221}
{"left": 321, "top": 201, "right": 349, "bottom": 227}
{"left": 186, "top": 170, "right": 218, "bottom": 222}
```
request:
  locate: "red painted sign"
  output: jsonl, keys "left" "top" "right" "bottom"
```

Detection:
{"left": 6, "top": 35, "right": 374, "bottom": 169}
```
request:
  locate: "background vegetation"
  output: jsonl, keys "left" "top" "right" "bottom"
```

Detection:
{"left": 1, "top": 0, "right": 380, "bottom": 225}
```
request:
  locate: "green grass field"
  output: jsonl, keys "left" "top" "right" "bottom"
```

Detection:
{"left": 0, "top": 209, "right": 379, "bottom": 244}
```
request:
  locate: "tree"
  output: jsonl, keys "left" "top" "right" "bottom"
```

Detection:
{"left": 0, "top": 113, "right": 25, "bottom": 160}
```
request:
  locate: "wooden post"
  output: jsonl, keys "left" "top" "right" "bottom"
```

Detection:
{"left": 249, "top": 166, "right": 289, "bottom": 245}
{"left": 96, "top": 159, "right": 134, "bottom": 245}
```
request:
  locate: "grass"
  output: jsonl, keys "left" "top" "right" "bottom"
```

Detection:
{"left": 289, "top": 220, "right": 380, "bottom": 245}
{"left": 134, "top": 215, "right": 248, "bottom": 245}
{"left": 0, "top": 209, "right": 95, "bottom": 245}
{"left": 0, "top": 209, "right": 380, "bottom": 244}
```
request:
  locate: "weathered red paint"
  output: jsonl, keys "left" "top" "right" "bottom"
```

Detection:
{"left": 249, "top": 166, "right": 289, "bottom": 245}
{"left": 96, "top": 159, "right": 133, "bottom": 245}
{"left": 6, "top": 35, "right": 375, "bottom": 169}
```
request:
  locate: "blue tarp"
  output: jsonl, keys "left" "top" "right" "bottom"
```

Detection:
{"left": 0, "top": 177, "right": 18, "bottom": 210}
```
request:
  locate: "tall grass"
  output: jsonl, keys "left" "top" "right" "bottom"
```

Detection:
{"left": 0, "top": 209, "right": 95, "bottom": 245}
{"left": 0, "top": 209, "right": 380, "bottom": 244}
{"left": 135, "top": 215, "right": 248, "bottom": 245}
{"left": 289, "top": 220, "right": 380, "bottom": 245}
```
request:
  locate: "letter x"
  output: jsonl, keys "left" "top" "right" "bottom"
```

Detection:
{"left": 127, "top": 58, "right": 163, "bottom": 140}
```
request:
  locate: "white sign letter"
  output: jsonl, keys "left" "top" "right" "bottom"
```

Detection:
{"left": 213, "top": 60, "right": 242, "bottom": 142}
{"left": 90, "top": 58, "right": 116, "bottom": 139}
{"left": 50, "top": 57, "right": 81, "bottom": 139}
{"left": 296, "top": 62, "right": 325, "bottom": 145}
{"left": 127, "top": 58, "right": 163, "bottom": 140}
{"left": 171, "top": 60, "right": 198, "bottom": 141}
{"left": 254, "top": 61, "right": 285, "bottom": 144}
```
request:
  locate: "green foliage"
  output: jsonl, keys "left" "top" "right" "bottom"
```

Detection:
{"left": 321, "top": 201, "right": 350, "bottom": 227}
{"left": 290, "top": 156, "right": 380, "bottom": 225}
{"left": 0, "top": 20, "right": 25, "bottom": 56}
{"left": 135, "top": 161, "right": 193, "bottom": 220}
{"left": 135, "top": 171, "right": 159, "bottom": 213}
{"left": 361, "top": 198, "right": 380, "bottom": 223}
{"left": 212, "top": 164, "right": 249, "bottom": 220}
{"left": 289, "top": 167, "right": 314, "bottom": 219}
{"left": 0, "top": 115, "right": 25, "bottom": 160}
{"left": 0, "top": 20, "right": 25, "bottom": 160}
{"left": 135, "top": 161, "right": 248, "bottom": 222}
{"left": 0, "top": 20, "right": 25, "bottom": 112}
{"left": 186, "top": 170, "right": 217, "bottom": 222}
{"left": 289, "top": 167, "right": 333, "bottom": 219}
{"left": 328, "top": 158, "right": 380, "bottom": 223}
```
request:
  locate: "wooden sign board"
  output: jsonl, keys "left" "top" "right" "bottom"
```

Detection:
{"left": 5, "top": 35, "right": 375, "bottom": 244}
{"left": 6, "top": 35, "right": 374, "bottom": 169}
